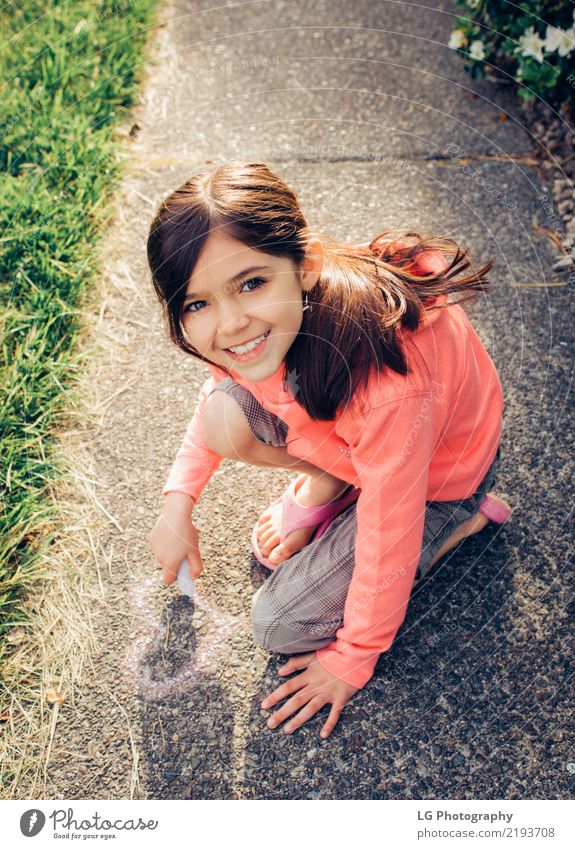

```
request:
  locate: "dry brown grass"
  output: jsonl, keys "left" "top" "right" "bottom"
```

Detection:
{"left": 0, "top": 217, "right": 147, "bottom": 799}
{"left": 1, "top": 435, "right": 106, "bottom": 797}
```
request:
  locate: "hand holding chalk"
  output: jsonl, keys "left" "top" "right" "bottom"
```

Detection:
{"left": 176, "top": 559, "right": 196, "bottom": 598}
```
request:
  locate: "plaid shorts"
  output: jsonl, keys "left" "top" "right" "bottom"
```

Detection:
{"left": 211, "top": 377, "right": 500, "bottom": 656}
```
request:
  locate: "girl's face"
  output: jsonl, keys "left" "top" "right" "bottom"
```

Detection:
{"left": 181, "top": 230, "right": 322, "bottom": 381}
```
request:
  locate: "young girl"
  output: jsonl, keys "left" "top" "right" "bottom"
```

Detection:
{"left": 147, "top": 160, "right": 509, "bottom": 739}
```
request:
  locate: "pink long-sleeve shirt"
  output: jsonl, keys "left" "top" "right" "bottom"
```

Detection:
{"left": 163, "top": 293, "right": 503, "bottom": 688}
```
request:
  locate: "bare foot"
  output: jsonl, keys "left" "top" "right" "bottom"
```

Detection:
{"left": 413, "top": 491, "right": 510, "bottom": 586}
{"left": 256, "top": 474, "right": 350, "bottom": 566}
{"left": 428, "top": 511, "right": 489, "bottom": 568}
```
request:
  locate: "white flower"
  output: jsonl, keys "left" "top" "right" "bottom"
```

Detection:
{"left": 517, "top": 26, "right": 545, "bottom": 63}
{"left": 469, "top": 40, "right": 486, "bottom": 61}
{"left": 544, "top": 24, "right": 575, "bottom": 57}
{"left": 448, "top": 29, "right": 467, "bottom": 50}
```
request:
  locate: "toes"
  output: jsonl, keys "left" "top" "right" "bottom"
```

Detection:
{"left": 269, "top": 544, "right": 288, "bottom": 564}
{"left": 255, "top": 502, "right": 286, "bottom": 558}
{"left": 259, "top": 526, "right": 278, "bottom": 544}
{"left": 262, "top": 536, "right": 280, "bottom": 555}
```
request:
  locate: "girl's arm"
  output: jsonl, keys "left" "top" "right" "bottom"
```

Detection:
{"left": 162, "top": 366, "right": 229, "bottom": 503}
{"left": 319, "top": 394, "right": 437, "bottom": 688}
{"left": 150, "top": 365, "right": 229, "bottom": 585}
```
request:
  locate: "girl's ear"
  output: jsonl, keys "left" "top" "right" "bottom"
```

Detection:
{"left": 299, "top": 237, "right": 324, "bottom": 291}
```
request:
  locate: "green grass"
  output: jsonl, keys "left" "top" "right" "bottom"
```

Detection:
{"left": 0, "top": 0, "right": 159, "bottom": 667}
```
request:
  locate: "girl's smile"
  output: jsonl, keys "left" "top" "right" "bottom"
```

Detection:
{"left": 224, "top": 329, "right": 271, "bottom": 360}
{"left": 181, "top": 230, "right": 322, "bottom": 381}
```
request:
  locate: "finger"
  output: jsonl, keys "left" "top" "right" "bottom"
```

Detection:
{"left": 320, "top": 702, "right": 343, "bottom": 739}
{"left": 161, "top": 561, "right": 179, "bottom": 586}
{"left": 282, "top": 696, "right": 328, "bottom": 735}
{"left": 278, "top": 652, "right": 316, "bottom": 675}
{"left": 261, "top": 671, "right": 306, "bottom": 710}
{"left": 186, "top": 548, "right": 204, "bottom": 579}
{"left": 266, "top": 687, "right": 316, "bottom": 729}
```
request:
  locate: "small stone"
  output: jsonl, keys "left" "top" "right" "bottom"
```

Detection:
{"left": 552, "top": 256, "right": 572, "bottom": 271}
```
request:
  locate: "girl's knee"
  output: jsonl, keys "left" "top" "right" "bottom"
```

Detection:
{"left": 251, "top": 585, "right": 335, "bottom": 654}
{"left": 203, "top": 388, "right": 254, "bottom": 456}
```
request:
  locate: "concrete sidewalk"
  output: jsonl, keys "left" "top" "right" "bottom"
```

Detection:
{"left": 45, "top": 0, "right": 574, "bottom": 800}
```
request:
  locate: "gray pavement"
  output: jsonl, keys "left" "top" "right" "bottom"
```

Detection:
{"left": 45, "top": 0, "right": 574, "bottom": 800}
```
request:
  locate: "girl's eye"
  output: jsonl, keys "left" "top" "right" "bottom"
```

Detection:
{"left": 184, "top": 299, "right": 208, "bottom": 314}
{"left": 240, "top": 276, "right": 266, "bottom": 292}
{"left": 183, "top": 277, "right": 266, "bottom": 316}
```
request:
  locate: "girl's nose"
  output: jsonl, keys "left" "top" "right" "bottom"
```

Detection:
{"left": 217, "top": 300, "right": 251, "bottom": 338}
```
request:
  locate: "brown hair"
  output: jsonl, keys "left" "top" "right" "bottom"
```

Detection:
{"left": 147, "top": 160, "right": 492, "bottom": 421}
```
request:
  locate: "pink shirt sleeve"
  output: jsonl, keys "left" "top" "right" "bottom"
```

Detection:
{"left": 317, "top": 393, "right": 436, "bottom": 688}
{"left": 162, "top": 365, "right": 230, "bottom": 503}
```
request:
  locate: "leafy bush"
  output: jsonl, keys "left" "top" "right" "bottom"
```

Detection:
{"left": 449, "top": 1, "right": 575, "bottom": 112}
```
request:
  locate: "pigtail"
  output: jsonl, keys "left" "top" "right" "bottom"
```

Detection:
{"left": 286, "top": 230, "right": 494, "bottom": 420}
{"left": 367, "top": 230, "right": 492, "bottom": 308}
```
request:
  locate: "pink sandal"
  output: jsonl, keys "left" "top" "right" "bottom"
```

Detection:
{"left": 478, "top": 493, "right": 511, "bottom": 524}
{"left": 251, "top": 476, "right": 360, "bottom": 571}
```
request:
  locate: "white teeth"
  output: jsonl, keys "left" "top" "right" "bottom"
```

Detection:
{"left": 228, "top": 332, "right": 268, "bottom": 355}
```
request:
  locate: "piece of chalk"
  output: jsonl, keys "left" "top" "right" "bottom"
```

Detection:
{"left": 176, "top": 559, "right": 196, "bottom": 597}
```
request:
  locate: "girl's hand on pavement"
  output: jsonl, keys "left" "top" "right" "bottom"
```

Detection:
{"left": 260, "top": 652, "right": 359, "bottom": 738}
